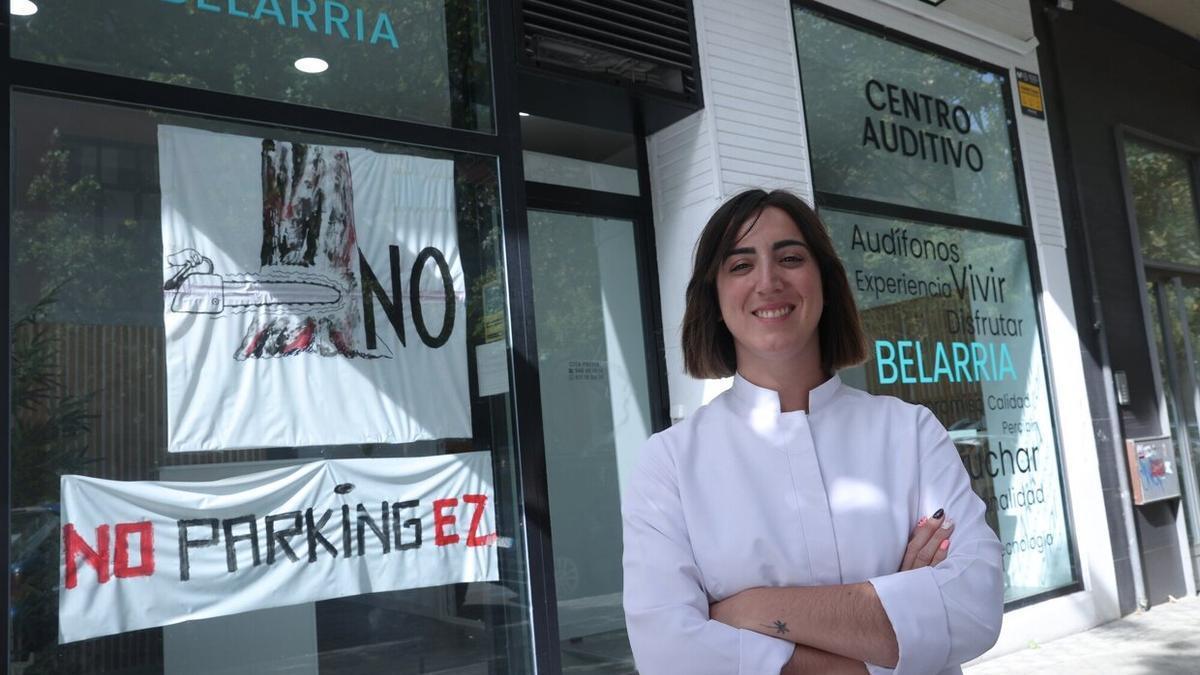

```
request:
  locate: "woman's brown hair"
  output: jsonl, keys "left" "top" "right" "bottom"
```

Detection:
{"left": 681, "top": 189, "right": 867, "bottom": 379}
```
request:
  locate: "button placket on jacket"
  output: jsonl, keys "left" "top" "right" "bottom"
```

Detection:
{"left": 782, "top": 413, "right": 843, "bottom": 586}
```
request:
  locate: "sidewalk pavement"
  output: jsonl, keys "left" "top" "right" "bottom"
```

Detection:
{"left": 965, "top": 595, "right": 1200, "bottom": 674}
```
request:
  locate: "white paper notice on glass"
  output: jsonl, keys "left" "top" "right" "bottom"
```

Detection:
{"left": 475, "top": 341, "right": 509, "bottom": 397}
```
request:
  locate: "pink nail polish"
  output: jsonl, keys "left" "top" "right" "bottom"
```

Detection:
{"left": 939, "top": 539, "right": 949, "bottom": 551}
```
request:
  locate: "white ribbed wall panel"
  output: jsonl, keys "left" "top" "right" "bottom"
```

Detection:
{"left": 648, "top": 0, "right": 817, "bottom": 414}
{"left": 702, "top": 0, "right": 814, "bottom": 200}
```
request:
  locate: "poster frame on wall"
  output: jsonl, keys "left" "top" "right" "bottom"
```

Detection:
{"left": 791, "top": 0, "right": 1084, "bottom": 610}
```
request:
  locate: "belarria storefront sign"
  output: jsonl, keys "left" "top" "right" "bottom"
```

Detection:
{"left": 160, "top": 0, "right": 400, "bottom": 48}
{"left": 159, "top": 125, "right": 469, "bottom": 452}
{"left": 59, "top": 454, "right": 498, "bottom": 643}
{"left": 793, "top": 6, "right": 1023, "bottom": 225}
{"left": 828, "top": 209, "right": 1074, "bottom": 602}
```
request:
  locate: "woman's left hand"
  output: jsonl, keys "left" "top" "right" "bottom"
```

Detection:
{"left": 900, "top": 508, "right": 954, "bottom": 571}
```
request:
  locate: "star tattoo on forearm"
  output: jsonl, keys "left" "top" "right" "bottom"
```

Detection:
{"left": 763, "top": 620, "right": 789, "bottom": 635}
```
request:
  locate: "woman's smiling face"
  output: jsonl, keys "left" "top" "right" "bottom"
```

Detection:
{"left": 716, "top": 206, "right": 824, "bottom": 375}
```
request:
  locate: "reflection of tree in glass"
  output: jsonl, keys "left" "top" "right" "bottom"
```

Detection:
{"left": 455, "top": 160, "right": 504, "bottom": 347}
{"left": 12, "top": 0, "right": 493, "bottom": 130}
{"left": 1125, "top": 138, "right": 1200, "bottom": 267}
{"left": 830, "top": 211, "right": 1034, "bottom": 540}
{"left": 793, "top": 7, "right": 1021, "bottom": 224}
{"left": 528, "top": 213, "right": 605, "bottom": 356}
{"left": 10, "top": 291, "right": 98, "bottom": 671}
{"left": 11, "top": 143, "right": 159, "bottom": 324}
{"left": 12, "top": 142, "right": 178, "bottom": 671}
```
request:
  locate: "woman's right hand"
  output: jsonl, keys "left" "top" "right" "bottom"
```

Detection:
{"left": 899, "top": 508, "right": 955, "bottom": 571}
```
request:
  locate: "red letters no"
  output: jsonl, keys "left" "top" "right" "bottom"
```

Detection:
{"left": 114, "top": 521, "right": 155, "bottom": 579}
{"left": 433, "top": 498, "right": 460, "bottom": 546}
{"left": 63, "top": 523, "right": 110, "bottom": 589}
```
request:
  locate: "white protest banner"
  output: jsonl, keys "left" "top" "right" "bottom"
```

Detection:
{"left": 159, "top": 125, "right": 470, "bottom": 452}
{"left": 59, "top": 454, "right": 498, "bottom": 644}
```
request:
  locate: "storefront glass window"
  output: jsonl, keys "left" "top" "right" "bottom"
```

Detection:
{"left": 8, "top": 92, "right": 531, "bottom": 673}
{"left": 9, "top": 0, "right": 494, "bottom": 131}
{"left": 792, "top": 3, "right": 1079, "bottom": 604}
{"left": 827, "top": 209, "right": 1075, "bottom": 602}
{"left": 1123, "top": 136, "right": 1200, "bottom": 268}
{"left": 792, "top": 5, "right": 1023, "bottom": 225}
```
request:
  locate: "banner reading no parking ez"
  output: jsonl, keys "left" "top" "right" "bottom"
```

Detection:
{"left": 59, "top": 454, "right": 498, "bottom": 643}
{"left": 159, "top": 125, "right": 470, "bottom": 452}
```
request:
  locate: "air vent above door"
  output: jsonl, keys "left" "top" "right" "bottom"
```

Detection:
{"left": 520, "top": 0, "right": 698, "bottom": 98}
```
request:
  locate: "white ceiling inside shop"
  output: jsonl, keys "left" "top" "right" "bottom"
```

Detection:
{"left": 1114, "top": 0, "right": 1200, "bottom": 40}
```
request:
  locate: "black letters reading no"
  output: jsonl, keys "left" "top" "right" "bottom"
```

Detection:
{"left": 359, "top": 247, "right": 405, "bottom": 349}
{"left": 410, "top": 247, "right": 455, "bottom": 348}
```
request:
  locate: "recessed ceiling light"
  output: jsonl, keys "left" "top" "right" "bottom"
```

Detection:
{"left": 294, "top": 57, "right": 329, "bottom": 74}
{"left": 518, "top": 112, "right": 531, "bottom": 117}
{"left": 11, "top": 0, "right": 39, "bottom": 16}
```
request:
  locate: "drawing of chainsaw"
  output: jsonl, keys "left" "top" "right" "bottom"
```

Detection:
{"left": 163, "top": 249, "right": 346, "bottom": 315}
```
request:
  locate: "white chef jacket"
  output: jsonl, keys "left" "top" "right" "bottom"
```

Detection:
{"left": 622, "top": 373, "right": 1003, "bottom": 675}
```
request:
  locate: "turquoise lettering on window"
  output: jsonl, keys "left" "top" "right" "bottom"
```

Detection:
{"left": 875, "top": 339, "right": 1016, "bottom": 385}
{"left": 160, "top": 0, "right": 398, "bottom": 49}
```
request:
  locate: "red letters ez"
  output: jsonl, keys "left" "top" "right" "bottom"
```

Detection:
{"left": 64, "top": 521, "right": 155, "bottom": 589}
{"left": 434, "top": 496, "right": 497, "bottom": 547}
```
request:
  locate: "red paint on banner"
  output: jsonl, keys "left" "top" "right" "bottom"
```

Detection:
{"left": 114, "top": 522, "right": 156, "bottom": 579}
{"left": 433, "top": 498, "right": 460, "bottom": 546}
{"left": 64, "top": 524, "right": 111, "bottom": 589}
{"left": 463, "top": 494, "right": 496, "bottom": 546}
{"left": 244, "top": 328, "right": 269, "bottom": 357}
{"left": 283, "top": 320, "right": 316, "bottom": 352}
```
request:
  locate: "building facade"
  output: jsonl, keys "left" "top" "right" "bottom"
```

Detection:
{"left": 4, "top": 0, "right": 1196, "bottom": 673}
{"left": 1033, "top": 0, "right": 1200, "bottom": 613}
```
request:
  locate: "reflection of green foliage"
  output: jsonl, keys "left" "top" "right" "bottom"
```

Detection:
{"left": 8, "top": 144, "right": 133, "bottom": 668}
{"left": 10, "top": 291, "right": 97, "bottom": 507}
{"left": 1126, "top": 138, "right": 1200, "bottom": 266}
{"left": 527, "top": 212, "right": 605, "bottom": 361}
{"left": 794, "top": 7, "right": 1021, "bottom": 224}
{"left": 11, "top": 144, "right": 155, "bottom": 323}
{"left": 454, "top": 160, "right": 504, "bottom": 346}
{"left": 10, "top": 291, "right": 97, "bottom": 669}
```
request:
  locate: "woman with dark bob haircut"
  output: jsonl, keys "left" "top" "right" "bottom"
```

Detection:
{"left": 622, "top": 189, "right": 1003, "bottom": 675}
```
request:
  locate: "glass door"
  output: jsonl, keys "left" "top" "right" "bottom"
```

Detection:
{"left": 1124, "top": 132, "right": 1200, "bottom": 582}
{"left": 1147, "top": 275, "right": 1200, "bottom": 577}
{"left": 526, "top": 202, "right": 658, "bottom": 673}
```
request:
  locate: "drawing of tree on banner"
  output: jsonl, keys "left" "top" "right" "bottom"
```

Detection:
{"left": 162, "top": 140, "right": 384, "bottom": 361}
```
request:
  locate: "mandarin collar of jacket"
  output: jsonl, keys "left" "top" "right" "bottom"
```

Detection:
{"left": 727, "top": 372, "right": 845, "bottom": 424}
